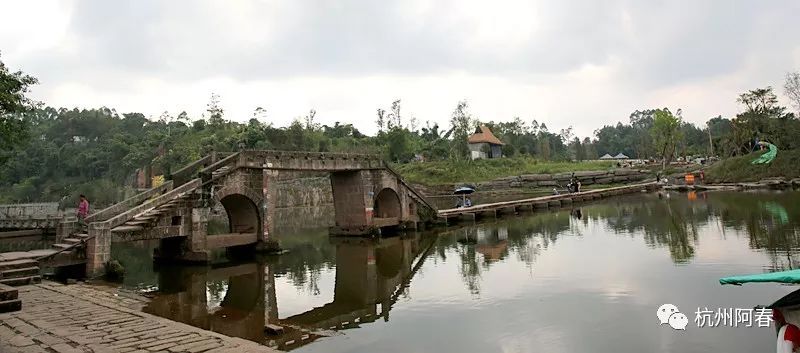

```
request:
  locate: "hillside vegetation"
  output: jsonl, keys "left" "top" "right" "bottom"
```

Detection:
{"left": 705, "top": 149, "right": 800, "bottom": 183}
{"left": 395, "top": 157, "right": 615, "bottom": 185}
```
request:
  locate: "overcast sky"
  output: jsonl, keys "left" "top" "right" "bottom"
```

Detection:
{"left": 1, "top": 0, "right": 798, "bottom": 137}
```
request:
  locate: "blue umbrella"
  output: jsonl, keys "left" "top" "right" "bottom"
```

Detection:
{"left": 454, "top": 186, "right": 475, "bottom": 195}
{"left": 454, "top": 186, "right": 475, "bottom": 208}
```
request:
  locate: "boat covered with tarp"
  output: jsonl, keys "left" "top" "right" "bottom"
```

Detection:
{"left": 720, "top": 269, "right": 800, "bottom": 285}
{"left": 720, "top": 269, "right": 800, "bottom": 351}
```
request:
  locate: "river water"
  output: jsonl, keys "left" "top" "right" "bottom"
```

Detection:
{"left": 17, "top": 190, "right": 800, "bottom": 352}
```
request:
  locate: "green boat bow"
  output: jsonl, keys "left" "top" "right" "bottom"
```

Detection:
{"left": 720, "top": 269, "right": 800, "bottom": 285}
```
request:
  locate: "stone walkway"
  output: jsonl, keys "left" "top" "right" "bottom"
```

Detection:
{"left": 0, "top": 282, "right": 279, "bottom": 353}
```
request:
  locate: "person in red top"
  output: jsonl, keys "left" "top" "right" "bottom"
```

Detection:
{"left": 774, "top": 309, "right": 800, "bottom": 353}
{"left": 76, "top": 194, "right": 90, "bottom": 226}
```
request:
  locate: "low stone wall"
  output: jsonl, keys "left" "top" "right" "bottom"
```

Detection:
{"left": 273, "top": 172, "right": 334, "bottom": 229}
{"left": 480, "top": 169, "right": 651, "bottom": 189}
{"left": 415, "top": 169, "right": 653, "bottom": 195}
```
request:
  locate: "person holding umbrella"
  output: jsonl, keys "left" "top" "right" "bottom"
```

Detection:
{"left": 454, "top": 185, "right": 475, "bottom": 208}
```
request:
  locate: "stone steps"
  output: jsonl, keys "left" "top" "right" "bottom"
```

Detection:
{"left": 0, "top": 259, "right": 38, "bottom": 271}
{"left": 212, "top": 166, "right": 231, "bottom": 178}
{"left": 0, "top": 283, "right": 18, "bottom": 301}
{"left": 111, "top": 225, "right": 144, "bottom": 233}
{"left": 0, "top": 275, "right": 41, "bottom": 286}
{"left": 0, "top": 266, "right": 39, "bottom": 279}
{"left": 0, "top": 284, "right": 23, "bottom": 313}
{"left": 63, "top": 238, "right": 81, "bottom": 244}
{"left": 0, "top": 283, "right": 20, "bottom": 313}
{"left": 51, "top": 243, "right": 73, "bottom": 250}
{"left": 111, "top": 192, "right": 192, "bottom": 233}
{"left": 0, "top": 257, "right": 42, "bottom": 288}
{"left": 0, "top": 298, "right": 22, "bottom": 313}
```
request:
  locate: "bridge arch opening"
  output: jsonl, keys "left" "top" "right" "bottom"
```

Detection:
{"left": 374, "top": 188, "right": 401, "bottom": 219}
{"left": 219, "top": 194, "right": 260, "bottom": 234}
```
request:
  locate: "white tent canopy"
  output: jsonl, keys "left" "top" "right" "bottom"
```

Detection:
{"left": 599, "top": 154, "right": 614, "bottom": 160}
{"left": 614, "top": 153, "right": 629, "bottom": 159}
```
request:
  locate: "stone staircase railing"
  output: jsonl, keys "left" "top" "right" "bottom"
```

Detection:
{"left": 85, "top": 180, "right": 174, "bottom": 223}
{"left": 199, "top": 152, "right": 241, "bottom": 183}
{"left": 102, "top": 178, "right": 202, "bottom": 230}
{"left": 169, "top": 152, "right": 235, "bottom": 187}
{"left": 76, "top": 151, "right": 237, "bottom": 234}
{"left": 383, "top": 162, "right": 437, "bottom": 212}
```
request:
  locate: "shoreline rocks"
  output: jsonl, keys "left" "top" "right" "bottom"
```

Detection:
{"left": 413, "top": 169, "right": 653, "bottom": 196}
{"left": 663, "top": 177, "right": 800, "bottom": 192}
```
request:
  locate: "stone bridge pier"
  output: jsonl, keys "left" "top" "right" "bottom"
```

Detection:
{"left": 329, "top": 169, "right": 422, "bottom": 236}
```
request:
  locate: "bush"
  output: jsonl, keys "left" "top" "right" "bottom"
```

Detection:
{"left": 104, "top": 259, "right": 125, "bottom": 281}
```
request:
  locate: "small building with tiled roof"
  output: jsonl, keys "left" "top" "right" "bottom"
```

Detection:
{"left": 468, "top": 125, "right": 504, "bottom": 160}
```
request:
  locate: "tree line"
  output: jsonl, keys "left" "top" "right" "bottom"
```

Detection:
{"left": 1, "top": 53, "right": 799, "bottom": 204}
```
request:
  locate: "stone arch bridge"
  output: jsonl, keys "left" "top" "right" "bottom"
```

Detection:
{"left": 75, "top": 150, "right": 435, "bottom": 276}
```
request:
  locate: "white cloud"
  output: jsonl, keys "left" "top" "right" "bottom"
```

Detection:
{"left": 1, "top": 0, "right": 798, "bottom": 138}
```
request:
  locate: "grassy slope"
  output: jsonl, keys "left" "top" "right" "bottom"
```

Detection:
{"left": 705, "top": 149, "right": 800, "bottom": 183}
{"left": 395, "top": 157, "right": 616, "bottom": 185}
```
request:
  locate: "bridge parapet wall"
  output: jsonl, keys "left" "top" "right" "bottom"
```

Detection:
{"left": 240, "top": 150, "right": 384, "bottom": 171}
{"left": 0, "top": 202, "right": 62, "bottom": 230}
{"left": 0, "top": 202, "right": 60, "bottom": 220}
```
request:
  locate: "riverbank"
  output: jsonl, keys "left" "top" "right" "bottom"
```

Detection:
{"left": 705, "top": 149, "right": 800, "bottom": 183}
{"left": 394, "top": 157, "right": 615, "bottom": 186}
{"left": 0, "top": 281, "right": 278, "bottom": 353}
{"left": 412, "top": 167, "right": 654, "bottom": 202}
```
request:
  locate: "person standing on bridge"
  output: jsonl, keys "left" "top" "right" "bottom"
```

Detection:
{"left": 76, "top": 194, "right": 90, "bottom": 226}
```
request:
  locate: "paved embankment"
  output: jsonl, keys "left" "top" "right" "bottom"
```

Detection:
{"left": 437, "top": 182, "right": 658, "bottom": 219}
{"left": 0, "top": 282, "right": 278, "bottom": 353}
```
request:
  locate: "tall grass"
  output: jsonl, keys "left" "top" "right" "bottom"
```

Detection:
{"left": 705, "top": 149, "right": 800, "bottom": 183}
{"left": 394, "top": 157, "right": 615, "bottom": 185}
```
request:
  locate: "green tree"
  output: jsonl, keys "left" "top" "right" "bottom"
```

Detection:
{"left": 0, "top": 53, "right": 38, "bottom": 164}
{"left": 784, "top": 71, "right": 800, "bottom": 114}
{"left": 571, "top": 137, "right": 586, "bottom": 161}
{"left": 650, "top": 109, "right": 683, "bottom": 169}
{"left": 388, "top": 99, "right": 401, "bottom": 129}
{"left": 449, "top": 100, "right": 474, "bottom": 160}
{"left": 629, "top": 109, "right": 656, "bottom": 159}
{"left": 386, "top": 127, "right": 413, "bottom": 162}
{"left": 730, "top": 87, "right": 796, "bottom": 153}
{"left": 205, "top": 93, "right": 225, "bottom": 126}
{"left": 375, "top": 108, "right": 386, "bottom": 132}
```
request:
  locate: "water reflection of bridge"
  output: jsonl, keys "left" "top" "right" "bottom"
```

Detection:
{"left": 144, "top": 234, "right": 432, "bottom": 351}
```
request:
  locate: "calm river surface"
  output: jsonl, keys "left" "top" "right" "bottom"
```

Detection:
{"left": 103, "top": 190, "right": 800, "bottom": 352}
